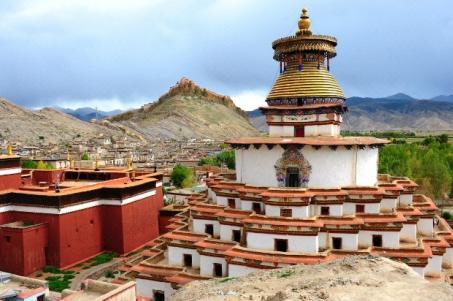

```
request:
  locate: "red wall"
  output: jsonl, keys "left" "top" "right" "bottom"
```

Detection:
{"left": 0, "top": 173, "right": 21, "bottom": 190}
{"left": 31, "top": 170, "right": 65, "bottom": 185}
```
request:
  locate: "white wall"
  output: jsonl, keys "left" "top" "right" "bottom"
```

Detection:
{"left": 192, "top": 219, "right": 220, "bottom": 237}
{"left": 246, "top": 232, "right": 318, "bottom": 253}
{"left": 168, "top": 246, "right": 200, "bottom": 268}
{"left": 220, "top": 224, "right": 242, "bottom": 242}
{"left": 200, "top": 255, "right": 228, "bottom": 277}
{"left": 358, "top": 231, "right": 400, "bottom": 249}
{"left": 269, "top": 125, "right": 294, "bottom": 137}
{"left": 399, "top": 194, "right": 413, "bottom": 207}
{"left": 136, "top": 278, "right": 175, "bottom": 300}
{"left": 417, "top": 218, "right": 434, "bottom": 236}
{"left": 240, "top": 200, "right": 263, "bottom": 213}
{"left": 380, "top": 198, "right": 397, "bottom": 213}
{"left": 228, "top": 264, "right": 261, "bottom": 277}
{"left": 235, "top": 146, "right": 378, "bottom": 189}
{"left": 443, "top": 248, "right": 453, "bottom": 268}
{"left": 343, "top": 203, "right": 380, "bottom": 215}
{"left": 216, "top": 196, "right": 240, "bottom": 208}
{"left": 328, "top": 233, "right": 359, "bottom": 251}
{"left": 264, "top": 205, "right": 309, "bottom": 218}
{"left": 305, "top": 124, "right": 340, "bottom": 137}
{"left": 313, "top": 204, "right": 343, "bottom": 217}
{"left": 425, "top": 255, "right": 442, "bottom": 277}
{"left": 400, "top": 223, "right": 417, "bottom": 242}
{"left": 411, "top": 266, "right": 425, "bottom": 278}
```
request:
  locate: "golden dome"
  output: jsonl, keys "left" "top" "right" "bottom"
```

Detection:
{"left": 267, "top": 60, "right": 345, "bottom": 100}
{"left": 297, "top": 8, "right": 311, "bottom": 35}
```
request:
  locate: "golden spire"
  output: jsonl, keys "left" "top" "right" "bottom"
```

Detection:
{"left": 7, "top": 144, "right": 13, "bottom": 156}
{"left": 297, "top": 8, "right": 312, "bottom": 36}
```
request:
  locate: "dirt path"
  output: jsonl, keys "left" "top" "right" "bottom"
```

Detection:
{"left": 69, "top": 259, "right": 122, "bottom": 290}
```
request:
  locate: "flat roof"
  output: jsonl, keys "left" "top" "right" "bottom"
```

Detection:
{"left": 226, "top": 136, "right": 389, "bottom": 146}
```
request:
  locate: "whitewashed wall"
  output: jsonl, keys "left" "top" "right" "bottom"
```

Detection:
{"left": 305, "top": 124, "right": 340, "bottom": 137}
{"left": 168, "top": 246, "right": 200, "bottom": 268}
{"left": 246, "top": 232, "right": 318, "bottom": 253}
{"left": 240, "top": 200, "right": 263, "bottom": 213}
{"left": 216, "top": 196, "right": 240, "bottom": 208}
{"left": 235, "top": 146, "right": 378, "bottom": 189}
{"left": 411, "top": 266, "right": 425, "bottom": 277}
{"left": 358, "top": 231, "right": 400, "bottom": 249}
{"left": 399, "top": 194, "right": 413, "bottom": 207}
{"left": 200, "top": 255, "right": 228, "bottom": 277}
{"left": 425, "top": 255, "right": 442, "bottom": 277}
{"left": 264, "top": 205, "right": 309, "bottom": 218}
{"left": 192, "top": 219, "right": 220, "bottom": 237}
{"left": 400, "top": 223, "right": 417, "bottom": 242}
{"left": 228, "top": 264, "right": 261, "bottom": 277}
{"left": 443, "top": 248, "right": 453, "bottom": 268}
{"left": 343, "top": 203, "right": 379, "bottom": 215}
{"left": 136, "top": 278, "right": 175, "bottom": 300}
{"left": 220, "top": 224, "right": 242, "bottom": 242}
{"left": 269, "top": 125, "right": 294, "bottom": 137}
{"left": 380, "top": 198, "right": 397, "bottom": 213}
{"left": 417, "top": 218, "right": 434, "bottom": 236}
{"left": 313, "top": 204, "right": 343, "bottom": 217}
{"left": 328, "top": 233, "right": 359, "bottom": 251}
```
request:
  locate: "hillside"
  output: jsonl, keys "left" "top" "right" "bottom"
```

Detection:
{"left": 0, "top": 98, "right": 130, "bottom": 145}
{"left": 249, "top": 95, "right": 453, "bottom": 132}
{"left": 170, "top": 256, "right": 453, "bottom": 301}
{"left": 109, "top": 78, "right": 258, "bottom": 140}
{"left": 55, "top": 107, "right": 123, "bottom": 122}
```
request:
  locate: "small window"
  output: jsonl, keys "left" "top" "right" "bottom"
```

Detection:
{"left": 205, "top": 224, "right": 214, "bottom": 236}
{"left": 183, "top": 254, "right": 192, "bottom": 267}
{"left": 213, "top": 263, "right": 223, "bottom": 277}
{"left": 280, "top": 208, "right": 292, "bottom": 217}
{"left": 275, "top": 239, "right": 288, "bottom": 252}
{"left": 153, "top": 290, "right": 165, "bottom": 301}
{"left": 320, "top": 206, "right": 330, "bottom": 216}
{"left": 232, "top": 229, "right": 241, "bottom": 243}
{"left": 332, "top": 237, "right": 342, "bottom": 250}
{"left": 372, "top": 235, "right": 383, "bottom": 247}
{"left": 252, "top": 202, "right": 262, "bottom": 214}
{"left": 227, "top": 198, "right": 236, "bottom": 209}
{"left": 356, "top": 204, "right": 365, "bottom": 213}
{"left": 4, "top": 236, "right": 11, "bottom": 243}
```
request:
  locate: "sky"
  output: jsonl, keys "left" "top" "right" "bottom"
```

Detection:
{"left": 0, "top": 0, "right": 452, "bottom": 111}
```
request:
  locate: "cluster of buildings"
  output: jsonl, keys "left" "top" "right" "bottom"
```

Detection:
{"left": 99, "top": 8, "right": 453, "bottom": 301}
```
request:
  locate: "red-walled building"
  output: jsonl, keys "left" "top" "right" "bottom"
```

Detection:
{"left": 0, "top": 154, "right": 164, "bottom": 275}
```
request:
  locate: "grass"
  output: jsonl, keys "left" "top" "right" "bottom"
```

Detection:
{"left": 218, "top": 277, "right": 235, "bottom": 283}
{"left": 278, "top": 269, "right": 295, "bottom": 278}
{"left": 88, "top": 252, "right": 118, "bottom": 267}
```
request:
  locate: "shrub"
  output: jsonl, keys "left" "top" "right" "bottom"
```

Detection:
{"left": 442, "top": 211, "right": 452, "bottom": 221}
{"left": 171, "top": 164, "right": 193, "bottom": 188}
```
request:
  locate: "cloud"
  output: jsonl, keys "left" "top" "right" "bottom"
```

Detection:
{"left": 0, "top": 0, "right": 452, "bottom": 111}
{"left": 231, "top": 90, "right": 268, "bottom": 111}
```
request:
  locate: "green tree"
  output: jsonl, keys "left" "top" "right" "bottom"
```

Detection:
{"left": 36, "top": 160, "right": 48, "bottom": 170}
{"left": 21, "top": 160, "right": 38, "bottom": 169}
{"left": 81, "top": 152, "right": 89, "bottom": 160}
{"left": 419, "top": 149, "right": 451, "bottom": 201}
{"left": 171, "top": 164, "right": 193, "bottom": 188}
{"left": 198, "top": 150, "right": 235, "bottom": 170}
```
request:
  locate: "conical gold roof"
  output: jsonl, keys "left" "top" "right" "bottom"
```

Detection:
{"left": 267, "top": 61, "right": 345, "bottom": 100}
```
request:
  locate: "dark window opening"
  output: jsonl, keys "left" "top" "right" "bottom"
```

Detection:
{"left": 183, "top": 254, "right": 192, "bottom": 267}
{"left": 205, "top": 224, "right": 214, "bottom": 236}
{"left": 286, "top": 167, "right": 300, "bottom": 188}
{"left": 252, "top": 202, "right": 262, "bottom": 214}
{"left": 280, "top": 208, "right": 292, "bottom": 217}
{"left": 372, "top": 235, "right": 383, "bottom": 247}
{"left": 227, "top": 198, "right": 236, "bottom": 209}
{"left": 320, "top": 206, "right": 330, "bottom": 216}
{"left": 37, "top": 295, "right": 45, "bottom": 301}
{"left": 275, "top": 239, "right": 288, "bottom": 252}
{"left": 153, "top": 290, "right": 165, "bottom": 301}
{"left": 4, "top": 236, "right": 11, "bottom": 243}
{"left": 232, "top": 229, "right": 241, "bottom": 243}
{"left": 356, "top": 204, "right": 365, "bottom": 213}
{"left": 213, "top": 263, "right": 223, "bottom": 277}
{"left": 332, "top": 237, "right": 342, "bottom": 250}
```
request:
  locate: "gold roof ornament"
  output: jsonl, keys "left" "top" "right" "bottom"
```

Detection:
{"left": 7, "top": 144, "right": 13, "bottom": 156}
{"left": 127, "top": 157, "right": 133, "bottom": 170}
{"left": 267, "top": 7, "right": 345, "bottom": 104}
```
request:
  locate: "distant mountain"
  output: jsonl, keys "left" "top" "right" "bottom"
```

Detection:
{"left": 249, "top": 94, "right": 453, "bottom": 132}
{"left": 108, "top": 78, "right": 259, "bottom": 140}
{"left": 431, "top": 95, "right": 453, "bottom": 103}
{"left": 55, "top": 106, "right": 123, "bottom": 122}
{"left": 0, "top": 98, "right": 132, "bottom": 144}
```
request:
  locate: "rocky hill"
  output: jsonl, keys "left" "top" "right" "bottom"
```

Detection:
{"left": 249, "top": 95, "right": 453, "bottom": 133}
{"left": 109, "top": 78, "right": 258, "bottom": 140}
{"left": 0, "top": 98, "right": 131, "bottom": 145}
{"left": 170, "top": 256, "right": 453, "bottom": 301}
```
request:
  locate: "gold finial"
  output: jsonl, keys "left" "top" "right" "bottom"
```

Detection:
{"left": 7, "top": 144, "right": 13, "bottom": 156}
{"left": 127, "top": 157, "right": 133, "bottom": 170}
{"left": 297, "top": 7, "right": 312, "bottom": 36}
{"left": 70, "top": 159, "right": 75, "bottom": 169}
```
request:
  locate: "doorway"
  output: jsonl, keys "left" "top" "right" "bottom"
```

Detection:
{"left": 205, "top": 224, "right": 214, "bottom": 236}
{"left": 153, "top": 290, "right": 165, "bottom": 301}
{"left": 232, "top": 229, "right": 241, "bottom": 243}
{"left": 227, "top": 198, "right": 236, "bottom": 208}
{"left": 286, "top": 167, "right": 300, "bottom": 187}
{"left": 294, "top": 126, "right": 305, "bottom": 137}
{"left": 252, "top": 202, "right": 262, "bottom": 214}
{"left": 183, "top": 254, "right": 192, "bottom": 267}
{"left": 332, "top": 237, "right": 342, "bottom": 250}
{"left": 372, "top": 235, "right": 383, "bottom": 247}
{"left": 275, "top": 239, "right": 288, "bottom": 252}
{"left": 213, "top": 263, "right": 223, "bottom": 277}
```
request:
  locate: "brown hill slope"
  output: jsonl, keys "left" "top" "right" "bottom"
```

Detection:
{"left": 171, "top": 256, "right": 453, "bottom": 301}
{"left": 109, "top": 78, "right": 259, "bottom": 140}
{"left": 0, "top": 98, "right": 129, "bottom": 144}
